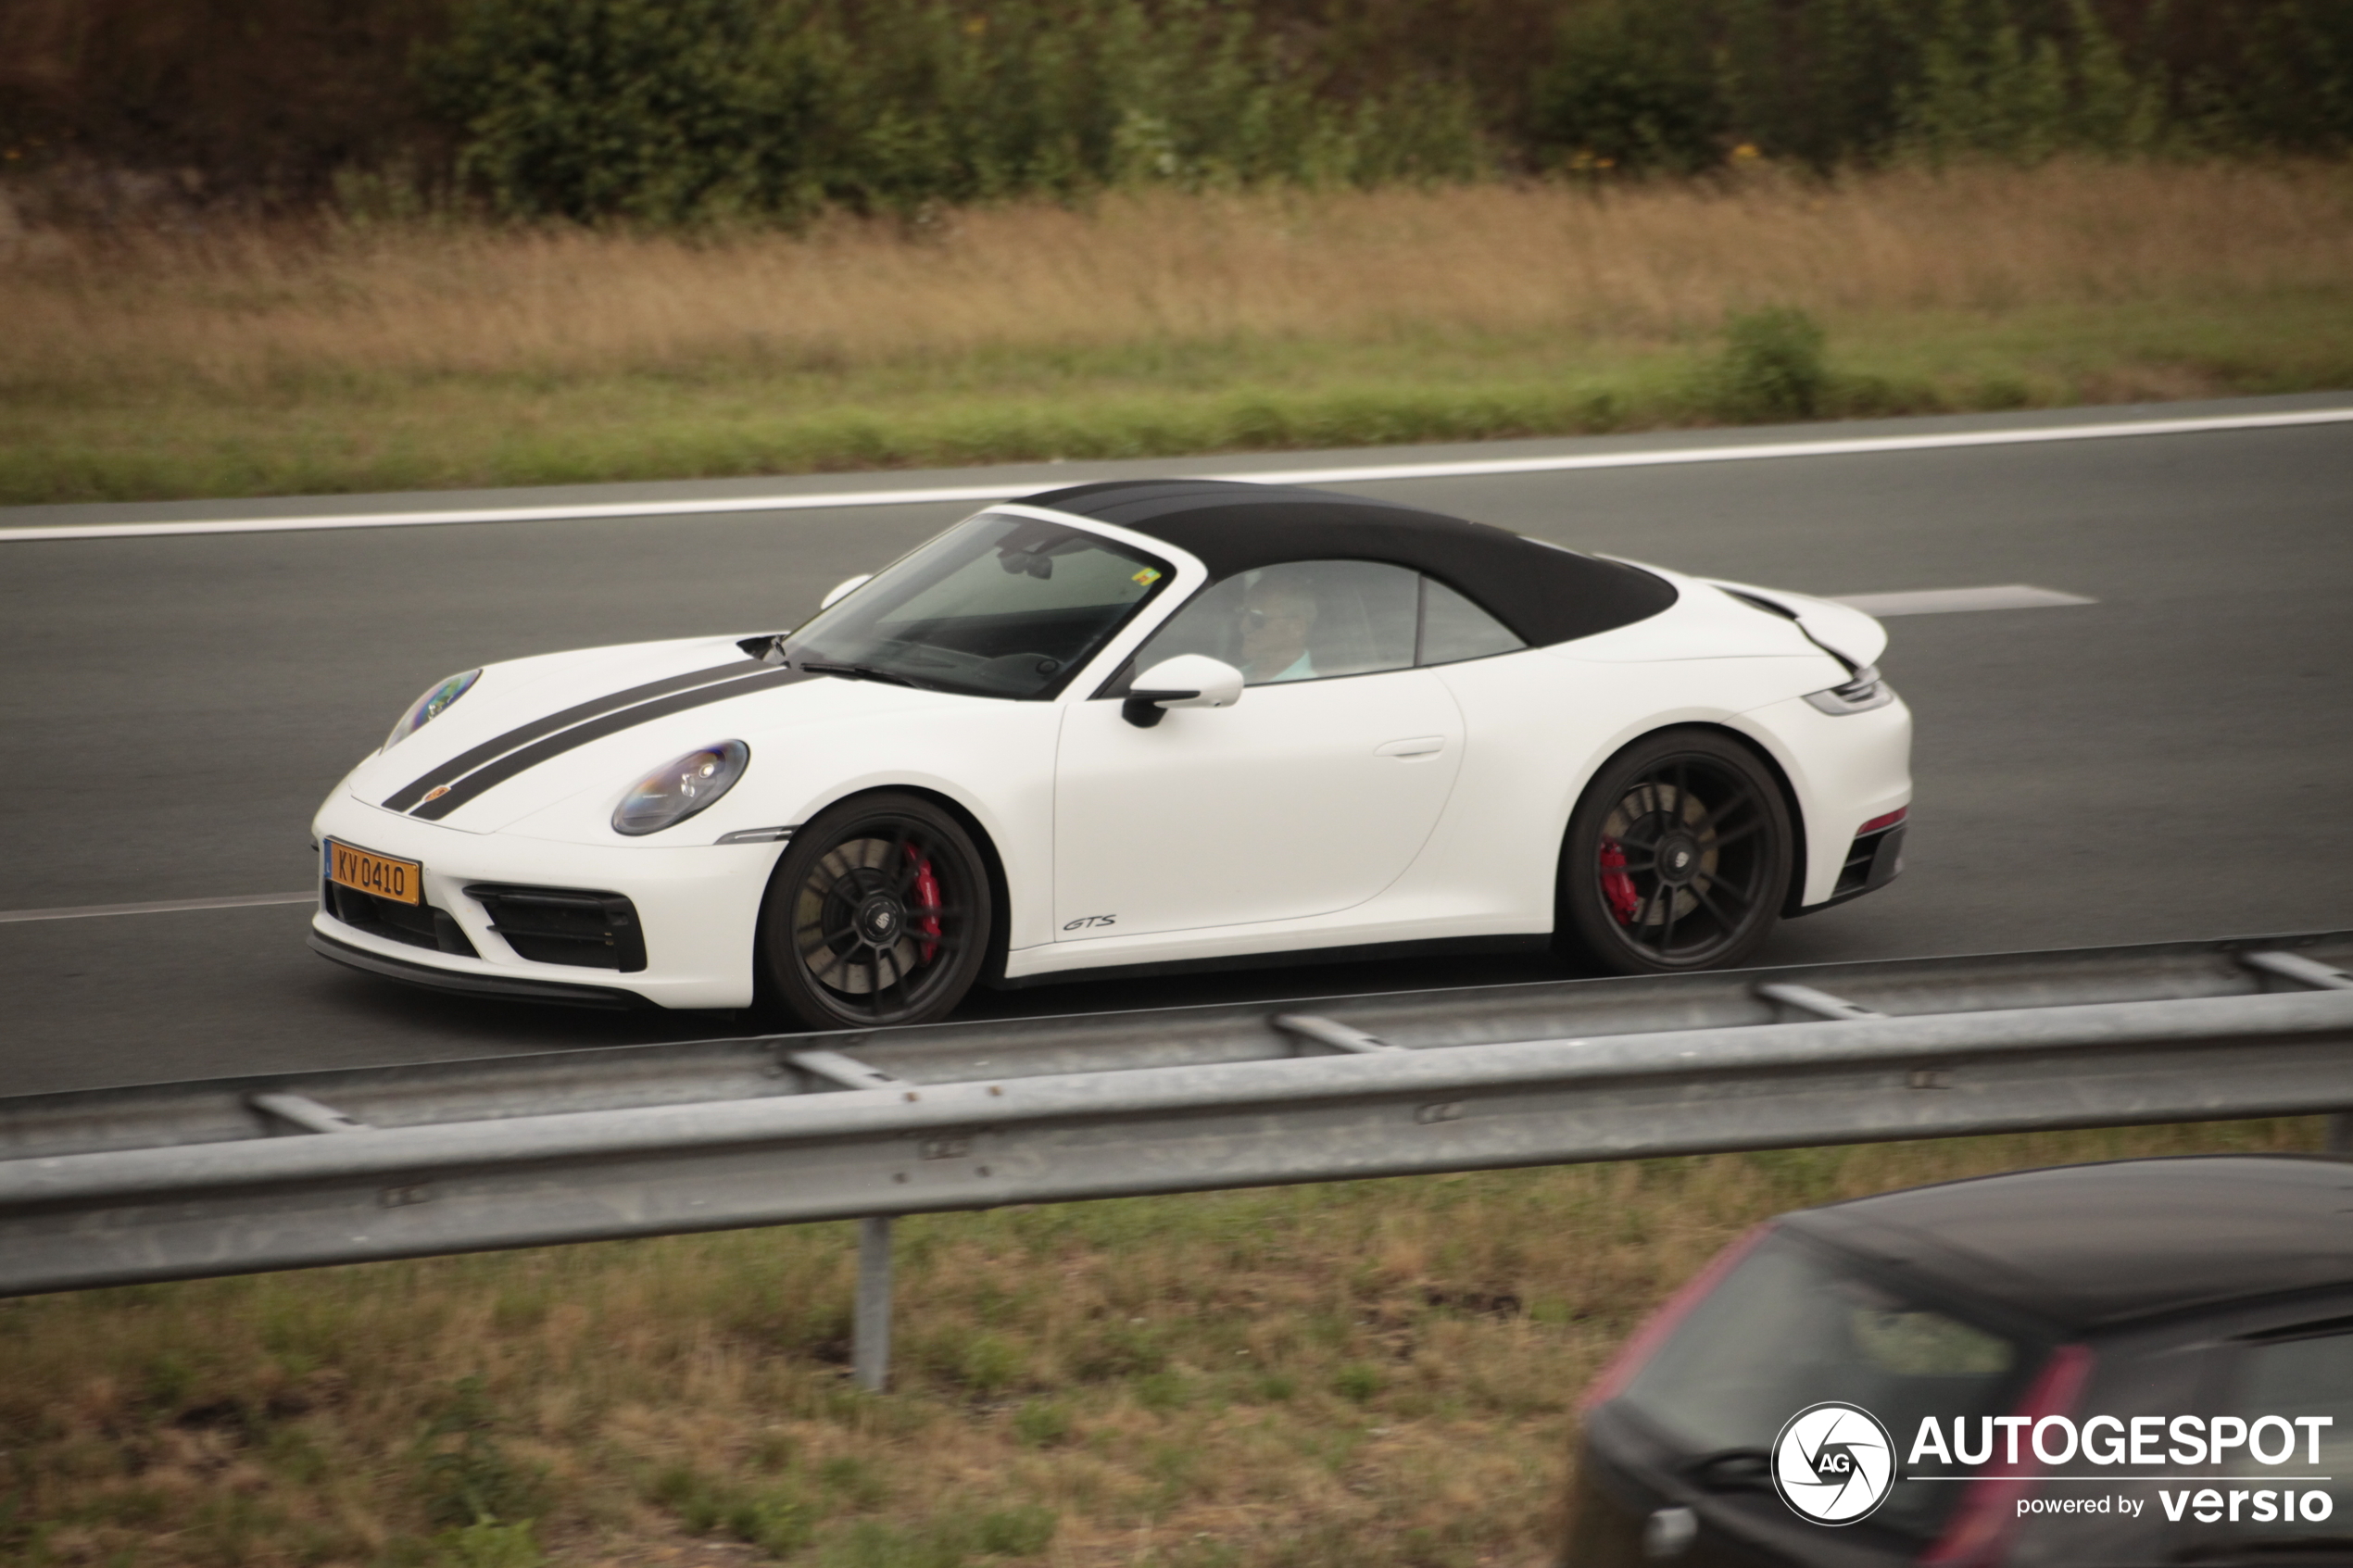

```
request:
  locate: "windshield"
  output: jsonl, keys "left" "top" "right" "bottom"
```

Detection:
{"left": 1617, "top": 1234, "right": 2032, "bottom": 1538}
{"left": 786, "top": 512, "right": 1173, "bottom": 699}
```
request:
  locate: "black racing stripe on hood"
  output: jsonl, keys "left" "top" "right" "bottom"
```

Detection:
{"left": 409, "top": 666, "right": 813, "bottom": 822}
{"left": 382, "top": 659, "right": 767, "bottom": 812}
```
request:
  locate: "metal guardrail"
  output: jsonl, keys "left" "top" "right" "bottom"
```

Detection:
{"left": 3, "top": 932, "right": 2349, "bottom": 1385}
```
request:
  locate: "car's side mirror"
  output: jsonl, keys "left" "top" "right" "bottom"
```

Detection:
{"left": 1122, "top": 655, "right": 1244, "bottom": 728}
{"left": 819, "top": 573, "right": 873, "bottom": 610}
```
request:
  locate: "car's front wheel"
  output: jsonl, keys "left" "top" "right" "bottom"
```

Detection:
{"left": 759, "top": 792, "right": 993, "bottom": 1031}
{"left": 1558, "top": 730, "right": 1793, "bottom": 975}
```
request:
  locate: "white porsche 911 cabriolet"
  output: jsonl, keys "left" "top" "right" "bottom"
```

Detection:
{"left": 310, "top": 480, "right": 1911, "bottom": 1028}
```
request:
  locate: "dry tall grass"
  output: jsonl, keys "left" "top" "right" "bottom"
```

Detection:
{"left": 0, "top": 1120, "right": 2325, "bottom": 1568}
{"left": 6, "top": 159, "right": 2350, "bottom": 397}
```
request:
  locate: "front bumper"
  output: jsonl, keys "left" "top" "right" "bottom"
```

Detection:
{"left": 309, "top": 791, "right": 781, "bottom": 1010}
{"left": 308, "top": 929, "right": 648, "bottom": 1009}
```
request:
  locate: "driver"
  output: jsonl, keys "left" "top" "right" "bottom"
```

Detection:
{"left": 1238, "top": 574, "right": 1318, "bottom": 684}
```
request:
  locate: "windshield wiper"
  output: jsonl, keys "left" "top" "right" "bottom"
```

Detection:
{"left": 795, "top": 659, "right": 926, "bottom": 689}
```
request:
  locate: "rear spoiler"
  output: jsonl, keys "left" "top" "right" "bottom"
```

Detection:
{"left": 1704, "top": 578, "right": 1888, "bottom": 672}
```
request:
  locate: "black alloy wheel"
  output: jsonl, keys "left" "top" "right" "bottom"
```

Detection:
{"left": 1558, "top": 730, "right": 1793, "bottom": 975}
{"left": 760, "top": 792, "right": 993, "bottom": 1031}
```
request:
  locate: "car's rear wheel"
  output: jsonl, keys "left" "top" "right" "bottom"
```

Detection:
{"left": 1558, "top": 730, "right": 1793, "bottom": 975}
{"left": 760, "top": 792, "right": 993, "bottom": 1031}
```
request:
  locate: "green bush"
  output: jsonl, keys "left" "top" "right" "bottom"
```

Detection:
{"left": 2193, "top": 0, "right": 2353, "bottom": 154}
{"left": 1134, "top": 1368, "right": 1191, "bottom": 1413}
{"left": 420, "top": 0, "right": 1485, "bottom": 221}
{"left": 433, "top": 1519, "right": 545, "bottom": 1568}
{"left": 729, "top": 1491, "right": 817, "bottom": 1557}
{"left": 819, "top": 1519, "right": 966, "bottom": 1568}
{"left": 1889, "top": 0, "right": 2166, "bottom": 165}
{"left": 818, "top": 1454, "right": 890, "bottom": 1512}
{"left": 1531, "top": 0, "right": 1726, "bottom": 173}
{"left": 1898, "top": 0, "right": 2071, "bottom": 164}
{"left": 648, "top": 1464, "right": 816, "bottom": 1556}
{"left": 417, "top": 1377, "right": 549, "bottom": 1532}
{"left": 13, "top": 0, "right": 2353, "bottom": 221}
{"left": 1071, "top": 1320, "right": 1168, "bottom": 1381}
{"left": 956, "top": 1333, "right": 1026, "bottom": 1396}
{"left": 1718, "top": 0, "right": 1917, "bottom": 170}
{"left": 973, "top": 1504, "right": 1058, "bottom": 1555}
{"left": 1705, "top": 307, "right": 1831, "bottom": 422}
{"left": 1011, "top": 1399, "right": 1075, "bottom": 1447}
{"left": 812, "top": 1503, "right": 1057, "bottom": 1567}
{"left": 422, "top": 0, "right": 818, "bottom": 222}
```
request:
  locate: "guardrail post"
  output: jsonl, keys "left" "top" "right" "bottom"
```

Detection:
{"left": 854, "top": 1216, "right": 893, "bottom": 1392}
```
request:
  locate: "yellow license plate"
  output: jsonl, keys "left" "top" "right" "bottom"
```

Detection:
{"left": 326, "top": 841, "right": 423, "bottom": 906}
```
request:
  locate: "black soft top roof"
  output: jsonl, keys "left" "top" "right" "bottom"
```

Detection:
{"left": 1021, "top": 479, "right": 1677, "bottom": 648}
{"left": 1785, "top": 1156, "right": 2353, "bottom": 1333}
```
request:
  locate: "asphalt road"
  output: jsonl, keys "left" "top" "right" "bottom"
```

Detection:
{"left": 4, "top": 394, "right": 2348, "bottom": 1097}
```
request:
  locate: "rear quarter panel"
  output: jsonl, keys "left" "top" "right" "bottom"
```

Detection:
{"left": 1403, "top": 649, "right": 1833, "bottom": 931}
{"left": 1725, "top": 695, "right": 1914, "bottom": 909}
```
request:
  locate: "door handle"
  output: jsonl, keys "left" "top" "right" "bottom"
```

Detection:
{"left": 1376, "top": 736, "right": 1446, "bottom": 759}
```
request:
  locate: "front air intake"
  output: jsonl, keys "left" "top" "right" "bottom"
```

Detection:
{"left": 322, "top": 883, "right": 479, "bottom": 958}
{"left": 465, "top": 884, "right": 648, "bottom": 972}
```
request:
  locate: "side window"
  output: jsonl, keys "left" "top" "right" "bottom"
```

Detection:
{"left": 1417, "top": 577, "right": 1525, "bottom": 666}
{"left": 1126, "top": 560, "right": 1419, "bottom": 687}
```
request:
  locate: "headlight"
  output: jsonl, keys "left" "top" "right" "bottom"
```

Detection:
{"left": 384, "top": 669, "right": 481, "bottom": 749}
{"left": 613, "top": 742, "right": 750, "bottom": 836}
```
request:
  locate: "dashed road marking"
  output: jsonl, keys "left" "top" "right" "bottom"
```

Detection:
{"left": 0, "top": 892, "right": 314, "bottom": 924}
{"left": 1831, "top": 584, "right": 2096, "bottom": 616}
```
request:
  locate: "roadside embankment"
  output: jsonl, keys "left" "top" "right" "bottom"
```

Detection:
{"left": 0, "top": 1118, "right": 2322, "bottom": 1567}
{"left": 4, "top": 160, "right": 2349, "bottom": 506}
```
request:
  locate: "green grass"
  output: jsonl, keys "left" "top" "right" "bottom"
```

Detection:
{"left": 0, "top": 1118, "right": 2326, "bottom": 1567}
{"left": 5, "top": 292, "right": 2349, "bottom": 508}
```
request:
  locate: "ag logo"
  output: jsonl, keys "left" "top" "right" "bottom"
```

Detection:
{"left": 1771, "top": 1402, "right": 1895, "bottom": 1524}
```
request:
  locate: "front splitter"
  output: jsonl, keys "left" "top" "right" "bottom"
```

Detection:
{"left": 308, "top": 928, "right": 648, "bottom": 1010}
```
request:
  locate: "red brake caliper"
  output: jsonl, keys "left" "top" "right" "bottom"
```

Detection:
{"left": 907, "top": 847, "right": 942, "bottom": 963}
{"left": 1599, "top": 837, "right": 1641, "bottom": 925}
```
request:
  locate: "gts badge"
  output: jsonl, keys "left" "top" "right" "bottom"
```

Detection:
{"left": 1063, "top": 914, "right": 1117, "bottom": 931}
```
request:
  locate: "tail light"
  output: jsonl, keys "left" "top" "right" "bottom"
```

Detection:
{"left": 1805, "top": 664, "right": 1895, "bottom": 715}
{"left": 1917, "top": 1343, "right": 2095, "bottom": 1567}
{"left": 1580, "top": 1223, "right": 1773, "bottom": 1411}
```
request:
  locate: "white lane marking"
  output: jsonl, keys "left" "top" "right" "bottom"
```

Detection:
{"left": 0, "top": 891, "right": 315, "bottom": 924}
{"left": 1227, "top": 408, "right": 2350, "bottom": 486}
{"left": 4, "top": 406, "right": 2347, "bottom": 544}
{"left": 1831, "top": 584, "right": 2096, "bottom": 616}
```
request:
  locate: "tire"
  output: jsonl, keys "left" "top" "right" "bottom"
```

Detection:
{"left": 759, "top": 791, "right": 994, "bottom": 1031}
{"left": 1558, "top": 730, "right": 1793, "bottom": 975}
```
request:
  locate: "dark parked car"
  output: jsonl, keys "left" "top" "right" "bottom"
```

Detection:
{"left": 1564, "top": 1156, "right": 2353, "bottom": 1567}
